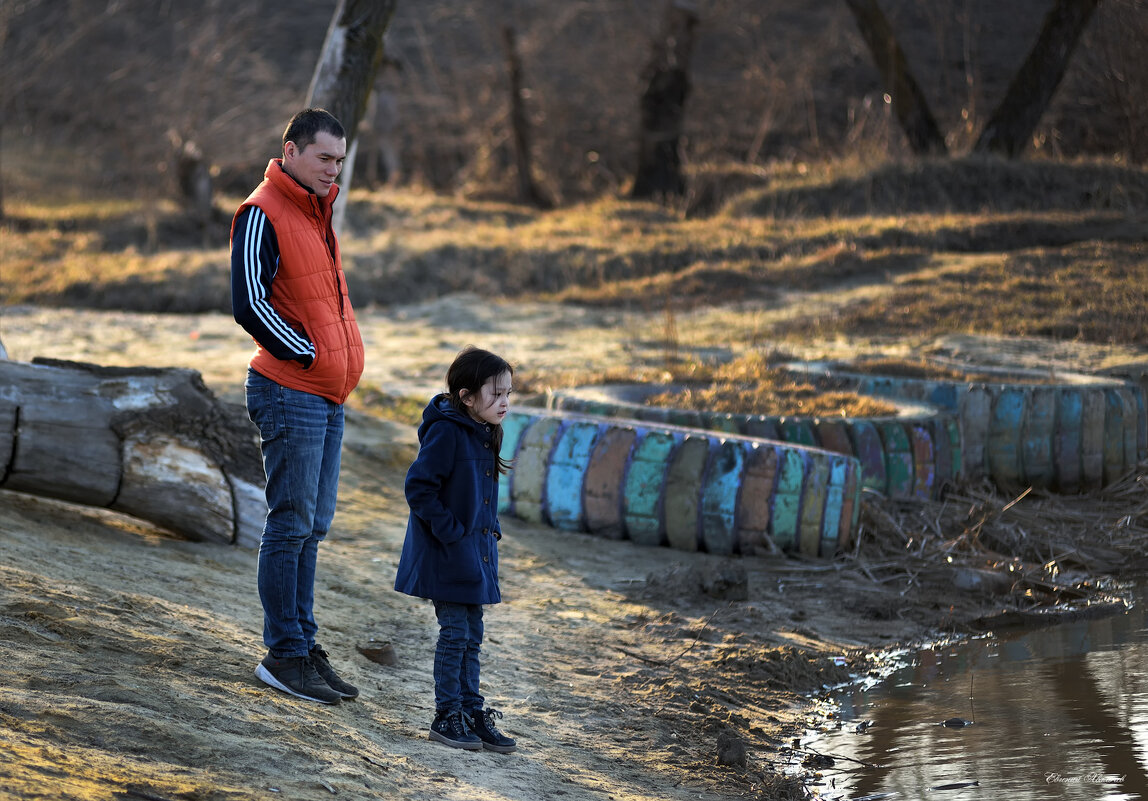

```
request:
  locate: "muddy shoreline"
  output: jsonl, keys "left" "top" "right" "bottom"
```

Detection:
{"left": 0, "top": 300, "right": 1144, "bottom": 800}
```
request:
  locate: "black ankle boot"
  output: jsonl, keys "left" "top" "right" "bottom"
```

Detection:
{"left": 465, "top": 707, "right": 517, "bottom": 753}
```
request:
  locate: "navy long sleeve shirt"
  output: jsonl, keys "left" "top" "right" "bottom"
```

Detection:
{"left": 230, "top": 205, "right": 316, "bottom": 368}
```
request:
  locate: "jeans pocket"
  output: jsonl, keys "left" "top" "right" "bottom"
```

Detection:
{"left": 245, "top": 370, "right": 268, "bottom": 424}
{"left": 245, "top": 370, "right": 283, "bottom": 440}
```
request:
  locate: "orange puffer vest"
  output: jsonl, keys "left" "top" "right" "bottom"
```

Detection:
{"left": 233, "top": 159, "right": 365, "bottom": 404}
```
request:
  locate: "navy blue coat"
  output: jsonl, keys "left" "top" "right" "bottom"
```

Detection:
{"left": 394, "top": 395, "right": 502, "bottom": 605}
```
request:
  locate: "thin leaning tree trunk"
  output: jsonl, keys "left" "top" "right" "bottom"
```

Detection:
{"left": 631, "top": 0, "right": 700, "bottom": 200}
{"left": 306, "top": 0, "right": 398, "bottom": 235}
{"left": 503, "top": 26, "right": 550, "bottom": 208}
{"left": 844, "top": 0, "right": 947, "bottom": 156}
{"left": 974, "top": 0, "right": 1102, "bottom": 157}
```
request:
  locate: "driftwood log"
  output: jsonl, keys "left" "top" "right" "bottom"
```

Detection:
{"left": 0, "top": 358, "right": 265, "bottom": 547}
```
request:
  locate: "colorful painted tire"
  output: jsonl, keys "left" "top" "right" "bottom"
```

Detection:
{"left": 1101, "top": 364, "right": 1148, "bottom": 466}
{"left": 546, "top": 384, "right": 957, "bottom": 500}
{"left": 782, "top": 360, "right": 1145, "bottom": 493}
{"left": 497, "top": 408, "right": 864, "bottom": 558}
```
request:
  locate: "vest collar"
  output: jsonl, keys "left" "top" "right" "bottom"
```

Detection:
{"left": 263, "top": 158, "right": 339, "bottom": 218}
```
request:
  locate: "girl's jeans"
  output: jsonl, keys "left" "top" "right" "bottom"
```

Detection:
{"left": 246, "top": 368, "right": 344, "bottom": 658}
{"left": 433, "top": 601, "right": 485, "bottom": 713}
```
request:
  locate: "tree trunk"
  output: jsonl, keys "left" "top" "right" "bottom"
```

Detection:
{"left": 0, "top": 359, "right": 266, "bottom": 548}
{"left": 974, "top": 0, "right": 1102, "bottom": 158}
{"left": 630, "top": 0, "right": 699, "bottom": 200}
{"left": 170, "top": 132, "right": 214, "bottom": 245}
{"left": 844, "top": 0, "right": 947, "bottom": 156}
{"left": 306, "top": 0, "right": 398, "bottom": 235}
{"left": 503, "top": 26, "right": 550, "bottom": 208}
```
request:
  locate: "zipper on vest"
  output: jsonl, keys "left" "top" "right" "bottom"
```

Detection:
{"left": 317, "top": 205, "right": 347, "bottom": 322}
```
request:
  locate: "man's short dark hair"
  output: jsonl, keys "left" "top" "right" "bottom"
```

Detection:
{"left": 282, "top": 108, "right": 345, "bottom": 153}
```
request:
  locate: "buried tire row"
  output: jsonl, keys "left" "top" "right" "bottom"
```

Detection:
{"left": 498, "top": 359, "right": 1148, "bottom": 560}
{"left": 545, "top": 384, "right": 959, "bottom": 502}
{"left": 781, "top": 361, "right": 1146, "bottom": 494}
{"left": 497, "top": 409, "right": 864, "bottom": 558}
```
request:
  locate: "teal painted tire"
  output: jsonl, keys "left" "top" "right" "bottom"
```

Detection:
{"left": 783, "top": 359, "right": 1145, "bottom": 493}
{"left": 547, "top": 383, "right": 955, "bottom": 500}
{"left": 501, "top": 408, "right": 864, "bottom": 558}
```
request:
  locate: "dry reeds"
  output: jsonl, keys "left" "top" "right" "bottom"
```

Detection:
{"left": 851, "top": 465, "right": 1148, "bottom": 613}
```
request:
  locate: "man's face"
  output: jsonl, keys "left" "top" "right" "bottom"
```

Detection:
{"left": 283, "top": 131, "right": 346, "bottom": 197}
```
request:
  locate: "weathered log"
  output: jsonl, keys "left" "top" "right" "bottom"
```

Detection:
{"left": 0, "top": 358, "right": 265, "bottom": 547}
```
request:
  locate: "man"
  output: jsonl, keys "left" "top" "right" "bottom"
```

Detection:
{"left": 230, "top": 108, "right": 365, "bottom": 705}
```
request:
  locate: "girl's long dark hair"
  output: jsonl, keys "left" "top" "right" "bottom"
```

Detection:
{"left": 446, "top": 346, "right": 514, "bottom": 474}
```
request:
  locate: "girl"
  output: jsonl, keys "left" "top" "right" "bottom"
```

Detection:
{"left": 395, "top": 346, "right": 517, "bottom": 753}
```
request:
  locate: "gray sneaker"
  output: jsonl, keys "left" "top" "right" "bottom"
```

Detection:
{"left": 309, "top": 645, "right": 359, "bottom": 699}
{"left": 255, "top": 652, "right": 342, "bottom": 704}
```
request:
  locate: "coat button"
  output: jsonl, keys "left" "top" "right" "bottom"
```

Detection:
{"left": 483, "top": 527, "right": 489, "bottom": 535}
{"left": 483, "top": 442, "right": 490, "bottom": 449}
{"left": 485, "top": 469, "right": 492, "bottom": 477}
{"left": 484, "top": 498, "right": 489, "bottom": 505}
{"left": 483, "top": 555, "right": 489, "bottom": 563}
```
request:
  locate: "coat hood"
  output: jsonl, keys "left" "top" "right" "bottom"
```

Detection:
{"left": 418, "top": 393, "right": 481, "bottom": 440}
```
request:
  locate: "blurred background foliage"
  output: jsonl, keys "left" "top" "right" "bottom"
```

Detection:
{"left": 2, "top": 0, "right": 1145, "bottom": 205}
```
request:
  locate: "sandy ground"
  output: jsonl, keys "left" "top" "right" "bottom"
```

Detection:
{"left": 1, "top": 296, "right": 1145, "bottom": 801}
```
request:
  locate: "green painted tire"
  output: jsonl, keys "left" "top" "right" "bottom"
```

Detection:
{"left": 547, "top": 383, "right": 956, "bottom": 500}
{"left": 783, "top": 360, "right": 1145, "bottom": 493}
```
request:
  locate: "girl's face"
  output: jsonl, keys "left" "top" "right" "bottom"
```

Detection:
{"left": 462, "top": 370, "right": 513, "bottom": 426}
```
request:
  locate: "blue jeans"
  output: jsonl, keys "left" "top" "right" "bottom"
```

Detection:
{"left": 433, "top": 601, "right": 484, "bottom": 713}
{"left": 246, "top": 368, "right": 344, "bottom": 658}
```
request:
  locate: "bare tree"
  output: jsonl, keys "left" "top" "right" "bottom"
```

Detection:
{"left": 843, "top": 0, "right": 947, "bottom": 156}
{"left": 0, "top": 0, "right": 57, "bottom": 220}
{"left": 358, "top": 72, "right": 402, "bottom": 188}
{"left": 0, "top": 40, "right": 4, "bottom": 219}
{"left": 503, "top": 26, "right": 550, "bottom": 208}
{"left": 975, "top": 0, "right": 1103, "bottom": 157}
{"left": 306, "top": 0, "right": 398, "bottom": 233}
{"left": 631, "top": 0, "right": 699, "bottom": 200}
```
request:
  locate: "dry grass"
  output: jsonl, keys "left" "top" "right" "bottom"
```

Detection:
{"left": 645, "top": 352, "right": 899, "bottom": 417}
{"left": 346, "top": 383, "right": 428, "bottom": 427}
{"left": 5, "top": 155, "right": 1147, "bottom": 421}
{"left": 359, "top": 348, "right": 898, "bottom": 419}
{"left": 2, "top": 189, "right": 230, "bottom": 312}
{"left": 647, "top": 383, "right": 895, "bottom": 417}
{"left": 4, "top": 154, "right": 1147, "bottom": 345}
{"left": 835, "top": 356, "right": 1063, "bottom": 384}
{"left": 776, "top": 241, "right": 1148, "bottom": 344}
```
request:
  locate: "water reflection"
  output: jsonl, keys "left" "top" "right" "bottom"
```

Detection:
{"left": 805, "top": 591, "right": 1148, "bottom": 800}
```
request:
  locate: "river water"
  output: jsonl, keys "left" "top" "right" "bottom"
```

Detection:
{"left": 801, "top": 586, "right": 1148, "bottom": 800}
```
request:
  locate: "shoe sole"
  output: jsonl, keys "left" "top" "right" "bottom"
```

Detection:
{"left": 323, "top": 682, "right": 359, "bottom": 700}
{"left": 481, "top": 741, "right": 517, "bottom": 754}
{"left": 428, "top": 730, "right": 483, "bottom": 750}
{"left": 255, "top": 664, "right": 341, "bottom": 705}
